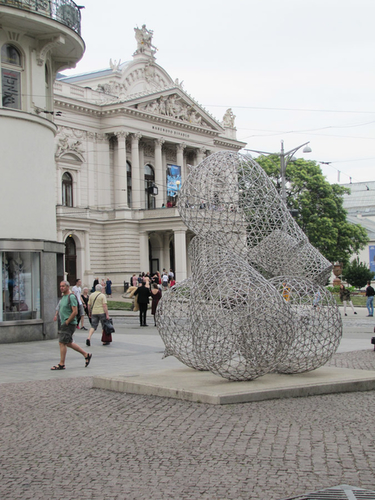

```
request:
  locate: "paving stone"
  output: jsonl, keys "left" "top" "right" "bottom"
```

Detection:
{"left": 1, "top": 350, "right": 375, "bottom": 500}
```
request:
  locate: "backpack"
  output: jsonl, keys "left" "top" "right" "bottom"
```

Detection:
{"left": 67, "top": 293, "right": 78, "bottom": 320}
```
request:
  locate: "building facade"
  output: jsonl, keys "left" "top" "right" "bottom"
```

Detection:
{"left": 342, "top": 181, "right": 375, "bottom": 274}
{"left": 54, "top": 25, "right": 245, "bottom": 288}
{"left": 0, "top": 0, "right": 84, "bottom": 341}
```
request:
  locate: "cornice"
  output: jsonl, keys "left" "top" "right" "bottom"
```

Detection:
{"left": 213, "top": 138, "right": 246, "bottom": 150}
{"left": 103, "top": 106, "right": 220, "bottom": 136}
{"left": 53, "top": 98, "right": 246, "bottom": 146}
{"left": 54, "top": 99, "right": 101, "bottom": 116}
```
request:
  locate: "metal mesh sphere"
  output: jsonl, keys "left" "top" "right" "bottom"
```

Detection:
{"left": 268, "top": 277, "right": 342, "bottom": 373}
{"left": 177, "top": 151, "right": 332, "bottom": 283}
{"left": 155, "top": 278, "right": 207, "bottom": 371}
{"left": 187, "top": 237, "right": 294, "bottom": 380}
{"left": 156, "top": 151, "right": 342, "bottom": 381}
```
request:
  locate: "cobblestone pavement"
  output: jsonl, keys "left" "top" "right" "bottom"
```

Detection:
{"left": 1, "top": 349, "right": 375, "bottom": 500}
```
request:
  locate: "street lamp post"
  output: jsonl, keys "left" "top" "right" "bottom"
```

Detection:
{"left": 245, "top": 141, "right": 312, "bottom": 204}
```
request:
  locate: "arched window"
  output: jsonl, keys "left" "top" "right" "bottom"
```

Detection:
{"left": 65, "top": 236, "right": 76, "bottom": 286}
{"left": 127, "top": 160, "right": 132, "bottom": 207}
{"left": 62, "top": 172, "right": 73, "bottom": 207}
{"left": 144, "top": 164, "right": 155, "bottom": 209}
{"left": 1, "top": 44, "right": 22, "bottom": 109}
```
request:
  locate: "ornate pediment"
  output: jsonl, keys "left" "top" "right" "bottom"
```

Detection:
{"left": 55, "top": 128, "right": 85, "bottom": 160}
{"left": 133, "top": 93, "right": 217, "bottom": 130}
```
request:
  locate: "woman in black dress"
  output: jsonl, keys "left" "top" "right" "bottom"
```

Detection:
{"left": 151, "top": 283, "right": 162, "bottom": 326}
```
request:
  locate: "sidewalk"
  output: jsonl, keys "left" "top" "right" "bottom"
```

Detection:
{"left": 0, "top": 306, "right": 373, "bottom": 384}
{"left": 1, "top": 309, "right": 375, "bottom": 499}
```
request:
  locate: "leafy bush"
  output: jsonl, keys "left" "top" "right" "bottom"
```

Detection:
{"left": 326, "top": 284, "right": 355, "bottom": 294}
{"left": 342, "top": 257, "right": 375, "bottom": 289}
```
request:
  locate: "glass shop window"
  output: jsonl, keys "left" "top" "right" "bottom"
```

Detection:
{"left": 1, "top": 252, "right": 41, "bottom": 322}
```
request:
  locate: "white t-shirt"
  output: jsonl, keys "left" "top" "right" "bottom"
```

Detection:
{"left": 72, "top": 285, "right": 82, "bottom": 305}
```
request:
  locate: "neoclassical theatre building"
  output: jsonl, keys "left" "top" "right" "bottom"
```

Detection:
{"left": 55, "top": 25, "right": 245, "bottom": 288}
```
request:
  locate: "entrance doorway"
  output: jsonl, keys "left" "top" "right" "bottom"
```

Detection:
{"left": 169, "top": 239, "right": 175, "bottom": 275}
{"left": 65, "top": 235, "right": 77, "bottom": 285}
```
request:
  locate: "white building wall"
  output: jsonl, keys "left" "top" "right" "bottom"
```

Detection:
{"left": 0, "top": 115, "right": 57, "bottom": 240}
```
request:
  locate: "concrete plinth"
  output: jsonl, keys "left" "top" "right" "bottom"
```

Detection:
{"left": 93, "top": 365, "right": 375, "bottom": 405}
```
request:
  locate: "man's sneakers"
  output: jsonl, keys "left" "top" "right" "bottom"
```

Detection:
{"left": 86, "top": 339, "right": 90, "bottom": 346}
{"left": 81, "top": 326, "right": 88, "bottom": 330}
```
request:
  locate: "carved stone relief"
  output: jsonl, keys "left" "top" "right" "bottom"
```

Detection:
{"left": 165, "top": 146, "right": 177, "bottom": 162}
{"left": 136, "top": 94, "right": 211, "bottom": 128}
{"left": 142, "top": 142, "right": 155, "bottom": 158}
{"left": 55, "top": 127, "right": 86, "bottom": 158}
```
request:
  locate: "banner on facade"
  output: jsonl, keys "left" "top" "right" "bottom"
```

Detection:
{"left": 370, "top": 245, "right": 375, "bottom": 273}
{"left": 167, "top": 164, "right": 181, "bottom": 198}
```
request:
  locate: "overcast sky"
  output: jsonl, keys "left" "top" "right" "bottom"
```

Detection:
{"left": 65, "top": 0, "right": 375, "bottom": 185}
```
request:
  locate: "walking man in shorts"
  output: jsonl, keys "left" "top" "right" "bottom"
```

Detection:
{"left": 51, "top": 281, "right": 92, "bottom": 370}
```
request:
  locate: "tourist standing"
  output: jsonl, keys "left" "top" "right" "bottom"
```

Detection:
{"left": 105, "top": 277, "right": 112, "bottom": 297}
{"left": 81, "top": 287, "right": 91, "bottom": 324}
{"left": 134, "top": 281, "right": 151, "bottom": 327}
{"left": 162, "top": 272, "right": 169, "bottom": 289}
{"left": 339, "top": 284, "right": 357, "bottom": 316}
{"left": 366, "top": 281, "right": 375, "bottom": 317}
{"left": 72, "top": 278, "right": 87, "bottom": 330}
{"left": 151, "top": 283, "right": 162, "bottom": 326}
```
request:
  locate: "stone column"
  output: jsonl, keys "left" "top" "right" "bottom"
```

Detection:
{"left": 174, "top": 229, "right": 187, "bottom": 282}
{"left": 96, "top": 133, "right": 111, "bottom": 209}
{"left": 114, "top": 131, "right": 128, "bottom": 209}
{"left": 131, "top": 133, "right": 142, "bottom": 209}
{"left": 86, "top": 132, "right": 96, "bottom": 207}
{"left": 154, "top": 138, "right": 165, "bottom": 208}
{"left": 139, "top": 142, "right": 145, "bottom": 208}
{"left": 84, "top": 230, "right": 91, "bottom": 283}
{"left": 56, "top": 166, "right": 62, "bottom": 205}
{"left": 162, "top": 232, "right": 170, "bottom": 271}
{"left": 177, "top": 142, "right": 186, "bottom": 185}
{"left": 139, "top": 231, "right": 149, "bottom": 272}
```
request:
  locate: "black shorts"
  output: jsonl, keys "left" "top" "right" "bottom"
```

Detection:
{"left": 90, "top": 313, "right": 106, "bottom": 331}
{"left": 58, "top": 323, "right": 76, "bottom": 344}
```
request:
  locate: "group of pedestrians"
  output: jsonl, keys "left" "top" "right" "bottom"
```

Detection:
{"left": 339, "top": 282, "right": 374, "bottom": 317}
{"left": 129, "top": 268, "right": 174, "bottom": 327}
{"left": 130, "top": 269, "right": 175, "bottom": 290}
{"left": 91, "top": 277, "right": 112, "bottom": 297}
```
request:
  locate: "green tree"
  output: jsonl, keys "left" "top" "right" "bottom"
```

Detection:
{"left": 342, "top": 257, "right": 375, "bottom": 288}
{"left": 256, "top": 155, "right": 369, "bottom": 266}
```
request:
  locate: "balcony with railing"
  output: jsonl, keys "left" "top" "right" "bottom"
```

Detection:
{"left": 0, "top": 0, "right": 82, "bottom": 35}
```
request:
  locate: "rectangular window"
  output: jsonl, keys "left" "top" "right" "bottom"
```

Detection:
{"left": 1, "top": 252, "right": 40, "bottom": 322}
{"left": 1, "top": 68, "right": 21, "bottom": 109}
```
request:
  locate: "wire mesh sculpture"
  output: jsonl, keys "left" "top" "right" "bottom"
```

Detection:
{"left": 156, "top": 151, "right": 342, "bottom": 381}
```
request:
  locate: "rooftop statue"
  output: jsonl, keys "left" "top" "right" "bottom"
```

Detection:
{"left": 134, "top": 24, "right": 157, "bottom": 56}
{"left": 223, "top": 108, "right": 236, "bottom": 128}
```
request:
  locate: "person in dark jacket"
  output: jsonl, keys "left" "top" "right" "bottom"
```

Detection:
{"left": 151, "top": 283, "right": 162, "bottom": 326}
{"left": 366, "top": 281, "right": 375, "bottom": 317}
{"left": 134, "top": 282, "right": 151, "bottom": 326}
